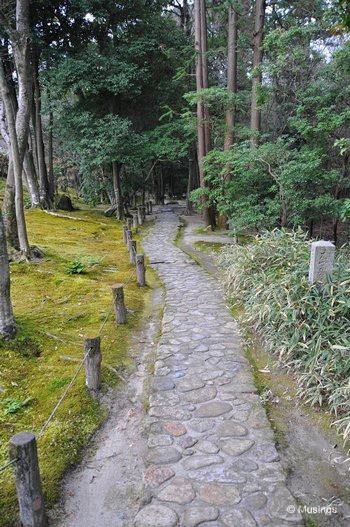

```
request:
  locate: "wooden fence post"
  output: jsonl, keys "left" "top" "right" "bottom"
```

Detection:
{"left": 130, "top": 240, "right": 137, "bottom": 265}
{"left": 141, "top": 206, "right": 146, "bottom": 221}
{"left": 136, "top": 254, "right": 146, "bottom": 287}
{"left": 84, "top": 337, "right": 101, "bottom": 394}
{"left": 127, "top": 217, "right": 132, "bottom": 230}
{"left": 308, "top": 240, "right": 335, "bottom": 286}
{"left": 132, "top": 213, "right": 138, "bottom": 230}
{"left": 112, "top": 284, "right": 127, "bottom": 324}
{"left": 149, "top": 200, "right": 153, "bottom": 214}
{"left": 146, "top": 201, "right": 150, "bottom": 215}
{"left": 9, "top": 432, "right": 47, "bottom": 527}
{"left": 137, "top": 206, "right": 143, "bottom": 225}
{"left": 122, "top": 225, "right": 128, "bottom": 244}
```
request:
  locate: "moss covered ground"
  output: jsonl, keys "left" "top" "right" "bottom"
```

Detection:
{"left": 0, "top": 205, "right": 148, "bottom": 526}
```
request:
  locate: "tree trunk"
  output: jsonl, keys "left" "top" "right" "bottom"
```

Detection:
{"left": 186, "top": 146, "right": 196, "bottom": 215}
{"left": 224, "top": 5, "right": 238, "bottom": 151}
{"left": 112, "top": 161, "right": 124, "bottom": 220}
{"left": 48, "top": 109, "right": 55, "bottom": 197}
{"left": 2, "top": 158, "right": 20, "bottom": 251}
{"left": 250, "top": 0, "right": 266, "bottom": 147}
{"left": 195, "top": 0, "right": 213, "bottom": 228}
{"left": 0, "top": 210, "right": 16, "bottom": 339}
{"left": 33, "top": 58, "right": 52, "bottom": 208}
{"left": 23, "top": 149, "right": 40, "bottom": 207}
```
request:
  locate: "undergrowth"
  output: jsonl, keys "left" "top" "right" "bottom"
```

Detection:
{"left": 219, "top": 229, "right": 350, "bottom": 443}
{"left": 0, "top": 206, "right": 148, "bottom": 526}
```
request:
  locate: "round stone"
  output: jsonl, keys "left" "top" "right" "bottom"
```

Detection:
{"left": 148, "top": 434, "right": 173, "bottom": 448}
{"left": 220, "top": 438, "right": 254, "bottom": 457}
{"left": 183, "top": 385, "right": 217, "bottom": 404}
{"left": 196, "top": 440, "right": 219, "bottom": 454}
{"left": 147, "top": 446, "right": 181, "bottom": 465}
{"left": 199, "top": 483, "right": 241, "bottom": 506}
{"left": 162, "top": 421, "right": 187, "bottom": 436}
{"left": 177, "top": 376, "right": 205, "bottom": 392}
{"left": 134, "top": 504, "right": 178, "bottom": 527}
{"left": 183, "top": 454, "right": 223, "bottom": 470}
{"left": 194, "top": 401, "right": 232, "bottom": 418}
{"left": 182, "top": 505, "right": 219, "bottom": 527}
{"left": 152, "top": 377, "right": 175, "bottom": 391}
{"left": 157, "top": 477, "right": 195, "bottom": 505}
{"left": 144, "top": 466, "right": 175, "bottom": 488}
{"left": 221, "top": 508, "right": 257, "bottom": 527}
{"left": 217, "top": 421, "right": 248, "bottom": 437}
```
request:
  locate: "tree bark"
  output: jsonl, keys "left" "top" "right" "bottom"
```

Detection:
{"left": 250, "top": 0, "right": 266, "bottom": 147}
{"left": 112, "top": 161, "right": 124, "bottom": 220}
{"left": 0, "top": 210, "right": 16, "bottom": 339}
{"left": 195, "top": 0, "right": 213, "bottom": 228}
{"left": 23, "top": 149, "right": 40, "bottom": 207}
{"left": 33, "top": 57, "right": 52, "bottom": 208}
{"left": 0, "top": 0, "right": 34, "bottom": 255}
{"left": 2, "top": 158, "right": 20, "bottom": 251}
{"left": 224, "top": 5, "right": 238, "bottom": 151}
{"left": 48, "top": 109, "right": 55, "bottom": 197}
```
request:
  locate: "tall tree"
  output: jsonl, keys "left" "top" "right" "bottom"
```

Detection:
{"left": 224, "top": 3, "right": 238, "bottom": 152}
{"left": 250, "top": 0, "right": 266, "bottom": 147}
{"left": 0, "top": 0, "right": 33, "bottom": 255}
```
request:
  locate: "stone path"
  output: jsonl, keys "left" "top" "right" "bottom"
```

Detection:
{"left": 135, "top": 208, "right": 303, "bottom": 527}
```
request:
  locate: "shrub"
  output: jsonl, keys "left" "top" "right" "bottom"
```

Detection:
{"left": 219, "top": 229, "right": 350, "bottom": 442}
{"left": 66, "top": 260, "right": 87, "bottom": 275}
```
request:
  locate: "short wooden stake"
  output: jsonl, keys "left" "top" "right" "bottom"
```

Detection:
{"left": 149, "top": 201, "right": 153, "bottom": 214}
{"left": 126, "top": 229, "right": 132, "bottom": 248}
{"left": 112, "top": 284, "right": 127, "bottom": 324}
{"left": 141, "top": 206, "right": 146, "bottom": 221}
{"left": 127, "top": 217, "right": 132, "bottom": 230}
{"left": 132, "top": 213, "right": 138, "bottom": 230}
{"left": 122, "top": 225, "right": 128, "bottom": 244}
{"left": 9, "top": 432, "right": 47, "bottom": 527}
{"left": 146, "top": 201, "right": 150, "bottom": 215}
{"left": 136, "top": 254, "right": 146, "bottom": 287}
{"left": 130, "top": 240, "right": 137, "bottom": 264}
{"left": 84, "top": 337, "right": 101, "bottom": 394}
{"left": 137, "top": 206, "right": 143, "bottom": 225}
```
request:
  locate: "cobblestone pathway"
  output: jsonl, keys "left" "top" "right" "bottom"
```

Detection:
{"left": 135, "top": 209, "right": 303, "bottom": 527}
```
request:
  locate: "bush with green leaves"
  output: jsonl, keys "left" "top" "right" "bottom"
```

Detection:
{"left": 219, "top": 229, "right": 350, "bottom": 443}
{"left": 66, "top": 260, "right": 87, "bottom": 275}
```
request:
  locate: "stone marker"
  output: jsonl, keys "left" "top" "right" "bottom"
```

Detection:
{"left": 308, "top": 240, "right": 335, "bottom": 285}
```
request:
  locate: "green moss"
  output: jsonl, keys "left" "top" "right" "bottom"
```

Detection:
{"left": 0, "top": 208, "right": 149, "bottom": 526}
{"left": 193, "top": 241, "right": 225, "bottom": 253}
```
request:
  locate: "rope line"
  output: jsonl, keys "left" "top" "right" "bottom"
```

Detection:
{"left": 0, "top": 458, "right": 17, "bottom": 473}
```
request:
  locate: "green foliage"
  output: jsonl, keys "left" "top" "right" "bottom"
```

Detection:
{"left": 66, "top": 260, "right": 87, "bottom": 275}
{"left": 2, "top": 397, "right": 32, "bottom": 415}
{"left": 219, "top": 229, "right": 350, "bottom": 442}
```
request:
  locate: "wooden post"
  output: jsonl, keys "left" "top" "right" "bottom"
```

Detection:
{"left": 130, "top": 240, "right": 137, "bottom": 264}
{"left": 112, "top": 284, "right": 127, "bottom": 324}
{"left": 137, "top": 206, "right": 143, "bottom": 225}
{"left": 9, "top": 432, "right": 47, "bottom": 527}
{"left": 132, "top": 213, "right": 138, "bottom": 230}
{"left": 122, "top": 225, "right": 128, "bottom": 244}
{"left": 141, "top": 206, "right": 146, "bottom": 221}
{"left": 149, "top": 200, "right": 153, "bottom": 214}
{"left": 308, "top": 241, "right": 335, "bottom": 286}
{"left": 127, "top": 217, "right": 132, "bottom": 230}
{"left": 136, "top": 254, "right": 146, "bottom": 287}
{"left": 84, "top": 337, "right": 101, "bottom": 394}
{"left": 126, "top": 229, "right": 132, "bottom": 250}
{"left": 146, "top": 201, "right": 150, "bottom": 215}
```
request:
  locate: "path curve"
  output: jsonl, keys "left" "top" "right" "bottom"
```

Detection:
{"left": 136, "top": 208, "right": 303, "bottom": 527}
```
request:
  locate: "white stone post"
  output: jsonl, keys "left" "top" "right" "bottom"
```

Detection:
{"left": 308, "top": 240, "right": 335, "bottom": 285}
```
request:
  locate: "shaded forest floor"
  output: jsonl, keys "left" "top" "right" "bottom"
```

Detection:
{"left": 0, "top": 203, "right": 150, "bottom": 527}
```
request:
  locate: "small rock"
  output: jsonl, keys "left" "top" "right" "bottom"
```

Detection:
{"left": 177, "top": 376, "right": 205, "bottom": 392}
{"left": 178, "top": 436, "right": 198, "bottom": 449}
{"left": 220, "top": 438, "right": 254, "bottom": 457}
{"left": 199, "top": 483, "right": 241, "bottom": 506}
{"left": 189, "top": 418, "right": 215, "bottom": 433}
{"left": 217, "top": 421, "right": 248, "bottom": 438}
{"left": 183, "top": 454, "right": 223, "bottom": 470}
{"left": 134, "top": 504, "right": 178, "bottom": 527}
{"left": 221, "top": 508, "right": 257, "bottom": 527}
{"left": 144, "top": 466, "right": 175, "bottom": 488}
{"left": 148, "top": 434, "right": 173, "bottom": 448}
{"left": 243, "top": 492, "right": 267, "bottom": 510}
{"left": 157, "top": 477, "right": 195, "bottom": 505}
{"left": 147, "top": 446, "right": 181, "bottom": 465}
{"left": 182, "top": 505, "right": 219, "bottom": 527}
{"left": 152, "top": 377, "right": 175, "bottom": 391}
{"left": 183, "top": 385, "right": 217, "bottom": 404}
{"left": 162, "top": 421, "right": 187, "bottom": 436}
{"left": 194, "top": 401, "right": 232, "bottom": 418}
{"left": 196, "top": 440, "right": 219, "bottom": 454}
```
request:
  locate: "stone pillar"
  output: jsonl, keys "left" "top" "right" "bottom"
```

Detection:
{"left": 308, "top": 240, "right": 335, "bottom": 285}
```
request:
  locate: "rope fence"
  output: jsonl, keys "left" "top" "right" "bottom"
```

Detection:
{"left": 0, "top": 203, "right": 152, "bottom": 526}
